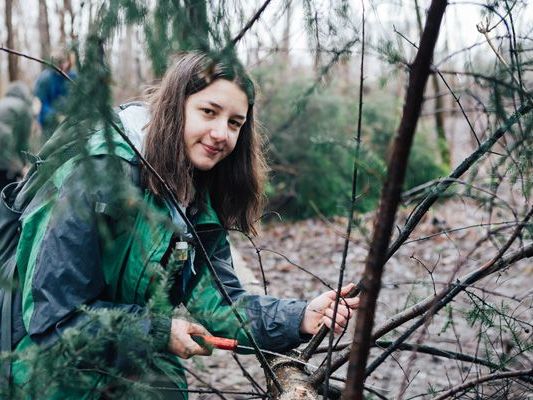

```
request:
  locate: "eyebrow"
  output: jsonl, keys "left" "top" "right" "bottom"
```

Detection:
{"left": 206, "top": 101, "right": 246, "bottom": 120}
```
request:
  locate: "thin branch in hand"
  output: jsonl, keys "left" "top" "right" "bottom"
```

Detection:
{"left": 321, "top": 3, "right": 366, "bottom": 398}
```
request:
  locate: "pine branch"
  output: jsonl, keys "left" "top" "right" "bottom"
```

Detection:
{"left": 363, "top": 206, "right": 533, "bottom": 377}
{"left": 314, "top": 339, "right": 532, "bottom": 383}
{"left": 386, "top": 99, "right": 532, "bottom": 261}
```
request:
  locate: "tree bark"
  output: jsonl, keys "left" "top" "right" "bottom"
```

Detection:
{"left": 64, "top": 0, "right": 75, "bottom": 43}
{"left": 280, "top": 0, "right": 292, "bottom": 75}
{"left": 38, "top": 0, "right": 51, "bottom": 61}
{"left": 415, "top": 0, "right": 450, "bottom": 167}
{"left": 5, "top": 0, "right": 18, "bottom": 81}
{"left": 342, "top": 1, "right": 448, "bottom": 398}
{"left": 58, "top": 1, "right": 66, "bottom": 47}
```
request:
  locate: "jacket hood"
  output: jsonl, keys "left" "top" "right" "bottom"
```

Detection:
{"left": 117, "top": 102, "right": 150, "bottom": 153}
{"left": 5, "top": 81, "right": 32, "bottom": 105}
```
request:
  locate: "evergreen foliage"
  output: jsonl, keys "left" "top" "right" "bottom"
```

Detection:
{"left": 257, "top": 65, "right": 446, "bottom": 219}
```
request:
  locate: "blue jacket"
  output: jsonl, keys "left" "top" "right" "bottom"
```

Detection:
{"left": 34, "top": 68, "right": 76, "bottom": 127}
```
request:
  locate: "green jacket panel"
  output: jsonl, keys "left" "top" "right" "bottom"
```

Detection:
{"left": 11, "top": 119, "right": 308, "bottom": 398}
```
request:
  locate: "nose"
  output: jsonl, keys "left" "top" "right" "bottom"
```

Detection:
{"left": 209, "top": 121, "right": 229, "bottom": 142}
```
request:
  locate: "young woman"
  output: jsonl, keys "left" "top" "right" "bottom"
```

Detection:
{"left": 10, "top": 51, "right": 358, "bottom": 398}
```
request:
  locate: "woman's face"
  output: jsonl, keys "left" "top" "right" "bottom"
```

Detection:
{"left": 183, "top": 79, "right": 249, "bottom": 171}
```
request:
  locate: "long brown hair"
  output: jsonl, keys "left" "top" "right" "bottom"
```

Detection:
{"left": 143, "top": 51, "right": 266, "bottom": 234}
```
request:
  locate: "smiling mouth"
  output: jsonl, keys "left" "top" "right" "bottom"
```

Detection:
{"left": 201, "top": 143, "right": 222, "bottom": 155}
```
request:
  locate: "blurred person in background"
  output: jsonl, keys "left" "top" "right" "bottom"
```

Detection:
{"left": 34, "top": 49, "right": 76, "bottom": 139}
{"left": 0, "top": 81, "right": 33, "bottom": 190}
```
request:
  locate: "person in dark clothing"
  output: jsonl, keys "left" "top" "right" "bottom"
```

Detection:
{"left": 33, "top": 51, "right": 76, "bottom": 138}
{"left": 0, "top": 81, "right": 33, "bottom": 190}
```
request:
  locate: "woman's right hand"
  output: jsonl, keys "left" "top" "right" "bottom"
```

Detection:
{"left": 168, "top": 319, "right": 212, "bottom": 359}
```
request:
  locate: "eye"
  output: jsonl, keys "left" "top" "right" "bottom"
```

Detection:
{"left": 229, "top": 119, "right": 243, "bottom": 129}
{"left": 201, "top": 108, "right": 215, "bottom": 116}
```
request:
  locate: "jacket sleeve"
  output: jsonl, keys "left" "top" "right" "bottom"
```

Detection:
{"left": 16, "top": 156, "right": 170, "bottom": 355}
{"left": 182, "top": 227, "right": 309, "bottom": 353}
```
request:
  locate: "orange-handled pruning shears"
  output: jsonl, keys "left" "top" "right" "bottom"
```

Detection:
{"left": 192, "top": 335, "right": 239, "bottom": 351}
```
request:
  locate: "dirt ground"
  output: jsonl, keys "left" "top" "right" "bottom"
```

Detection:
{"left": 182, "top": 199, "right": 533, "bottom": 399}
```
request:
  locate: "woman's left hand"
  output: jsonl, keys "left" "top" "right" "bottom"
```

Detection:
{"left": 300, "top": 283, "right": 360, "bottom": 335}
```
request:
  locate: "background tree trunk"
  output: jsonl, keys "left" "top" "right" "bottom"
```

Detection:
{"left": 38, "top": 0, "right": 51, "bottom": 61}
{"left": 280, "top": 0, "right": 292, "bottom": 76}
{"left": 414, "top": 0, "right": 450, "bottom": 167}
{"left": 5, "top": 0, "right": 18, "bottom": 81}
{"left": 57, "top": 1, "right": 66, "bottom": 47}
{"left": 64, "top": 0, "right": 75, "bottom": 43}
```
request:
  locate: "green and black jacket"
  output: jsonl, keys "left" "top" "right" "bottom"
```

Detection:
{"left": 11, "top": 104, "right": 308, "bottom": 398}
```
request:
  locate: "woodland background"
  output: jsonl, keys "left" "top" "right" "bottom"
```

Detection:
{"left": 0, "top": 0, "right": 532, "bottom": 399}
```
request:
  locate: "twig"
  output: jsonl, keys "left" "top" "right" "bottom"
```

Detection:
{"left": 322, "top": 4, "right": 366, "bottom": 398}
{"left": 364, "top": 206, "right": 533, "bottom": 377}
{"left": 232, "top": 354, "right": 268, "bottom": 396}
{"left": 0, "top": 46, "right": 73, "bottom": 83}
{"left": 404, "top": 221, "right": 530, "bottom": 245}
{"left": 182, "top": 364, "right": 229, "bottom": 400}
{"left": 231, "top": 0, "right": 273, "bottom": 46}
{"left": 394, "top": 27, "right": 481, "bottom": 145}
{"left": 387, "top": 100, "right": 532, "bottom": 260}
{"left": 258, "top": 248, "right": 334, "bottom": 289}
{"left": 431, "top": 368, "right": 533, "bottom": 400}
{"left": 477, "top": 24, "right": 532, "bottom": 102}
{"left": 310, "top": 241, "right": 533, "bottom": 384}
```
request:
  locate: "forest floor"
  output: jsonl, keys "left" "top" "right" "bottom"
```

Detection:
{"left": 183, "top": 198, "right": 533, "bottom": 399}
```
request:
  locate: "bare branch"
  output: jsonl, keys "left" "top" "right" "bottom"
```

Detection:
{"left": 311, "top": 241, "right": 533, "bottom": 384}
{"left": 364, "top": 206, "right": 533, "bottom": 377}
{"left": 343, "top": 2, "right": 448, "bottom": 398}
{"left": 231, "top": 0, "right": 273, "bottom": 46}
{"left": 0, "top": 46, "right": 73, "bottom": 82}
{"left": 387, "top": 100, "right": 532, "bottom": 261}
{"left": 322, "top": 4, "right": 366, "bottom": 396}
{"left": 431, "top": 368, "right": 533, "bottom": 400}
